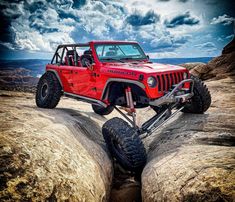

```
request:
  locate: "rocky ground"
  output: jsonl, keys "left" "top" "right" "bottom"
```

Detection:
{"left": 0, "top": 75, "right": 234, "bottom": 201}
{"left": 142, "top": 76, "right": 235, "bottom": 201}
{"left": 0, "top": 39, "right": 234, "bottom": 201}
{"left": 0, "top": 91, "right": 113, "bottom": 201}
{"left": 140, "top": 39, "right": 235, "bottom": 202}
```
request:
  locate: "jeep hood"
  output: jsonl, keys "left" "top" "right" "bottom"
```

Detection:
{"left": 102, "top": 62, "right": 186, "bottom": 74}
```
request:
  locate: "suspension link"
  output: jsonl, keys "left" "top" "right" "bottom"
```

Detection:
{"left": 125, "top": 87, "right": 137, "bottom": 128}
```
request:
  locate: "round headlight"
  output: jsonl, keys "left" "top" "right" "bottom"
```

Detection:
{"left": 183, "top": 72, "right": 188, "bottom": 79}
{"left": 147, "top": 76, "right": 157, "bottom": 87}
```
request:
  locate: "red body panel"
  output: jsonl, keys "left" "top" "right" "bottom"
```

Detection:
{"left": 46, "top": 41, "right": 190, "bottom": 102}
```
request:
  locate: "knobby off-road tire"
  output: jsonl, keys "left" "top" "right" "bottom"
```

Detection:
{"left": 92, "top": 104, "right": 114, "bottom": 115}
{"left": 36, "top": 72, "right": 62, "bottom": 108}
{"left": 182, "top": 76, "right": 211, "bottom": 114}
{"left": 102, "top": 117, "right": 147, "bottom": 172}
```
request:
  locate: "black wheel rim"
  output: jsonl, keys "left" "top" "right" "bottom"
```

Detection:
{"left": 41, "top": 82, "right": 48, "bottom": 99}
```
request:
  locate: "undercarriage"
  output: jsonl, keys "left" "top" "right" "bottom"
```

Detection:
{"left": 115, "top": 79, "right": 194, "bottom": 138}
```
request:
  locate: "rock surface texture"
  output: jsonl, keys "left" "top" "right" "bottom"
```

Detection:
{"left": 0, "top": 91, "right": 113, "bottom": 201}
{"left": 142, "top": 39, "right": 235, "bottom": 201}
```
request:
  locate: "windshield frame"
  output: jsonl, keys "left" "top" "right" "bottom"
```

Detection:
{"left": 94, "top": 42, "right": 148, "bottom": 62}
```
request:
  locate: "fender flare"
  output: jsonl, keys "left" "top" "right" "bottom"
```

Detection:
{"left": 46, "top": 69, "right": 63, "bottom": 89}
{"left": 101, "top": 78, "right": 145, "bottom": 100}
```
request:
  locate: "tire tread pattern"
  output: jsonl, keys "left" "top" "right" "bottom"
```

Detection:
{"left": 36, "top": 72, "right": 62, "bottom": 108}
{"left": 182, "top": 75, "right": 211, "bottom": 114}
{"left": 102, "top": 117, "right": 146, "bottom": 172}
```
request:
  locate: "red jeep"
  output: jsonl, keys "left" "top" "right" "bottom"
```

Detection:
{"left": 36, "top": 41, "right": 211, "bottom": 172}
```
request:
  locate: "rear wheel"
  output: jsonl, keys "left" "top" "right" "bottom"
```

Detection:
{"left": 182, "top": 76, "right": 211, "bottom": 114}
{"left": 102, "top": 117, "right": 147, "bottom": 172}
{"left": 36, "top": 72, "right": 62, "bottom": 108}
{"left": 92, "top": 104, "right": 114, "bottom": 115}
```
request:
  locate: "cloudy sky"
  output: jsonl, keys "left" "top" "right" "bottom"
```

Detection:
{"left": 0, "top": 0, "right": 234, "bottom": 59}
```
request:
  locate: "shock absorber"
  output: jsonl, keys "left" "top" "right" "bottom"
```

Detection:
{"left": 125, "top": 87, "right": 137, "bottom": 128}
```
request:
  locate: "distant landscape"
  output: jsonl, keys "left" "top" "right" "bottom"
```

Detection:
{"left": 0, "top": 57, "right": 213, "bottom": 78}
{"left": 151, "top": 57, "right": 213, "bottom": 65}
{"left": 0, "top": 59, "right": 50, "bottom": 77}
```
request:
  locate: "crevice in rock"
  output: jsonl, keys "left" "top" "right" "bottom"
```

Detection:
{"left": 109, "top": 162, "right": 142, "bottom": 202}
{"left": 197, "top": 134, "right": 235, "bottom": 147}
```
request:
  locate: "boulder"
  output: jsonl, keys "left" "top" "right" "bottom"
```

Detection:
{"left": 181, "top": 63, "right": 212, "bottom": 79}
{"left": 222, "top": 37, "right": 235, "bottom": 54}
{"left": 181, "top": 38, "right": 235, "bottom": 80}
{"left": 205, "top": 51, "right": 235, "bottom": 80}
{"left": 141, "top": 77, "right": 235, "bottom": 201}
{"left": 0, "top": 91, "right": 113, "bottom": 201}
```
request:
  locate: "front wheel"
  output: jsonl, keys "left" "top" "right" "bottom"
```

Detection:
{"left": 182, "top": 76, "right": 211, "bottom": 114}
{"left": 92, "top": 104, "right": 114, "bottom": 115}
{"left": 102, "top": 117, "right": 147, "bottom": 172}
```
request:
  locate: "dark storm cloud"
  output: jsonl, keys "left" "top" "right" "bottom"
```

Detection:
{"left": 0, "top": 12, "right": 15, "bottom": 43}
{"left": 1, "top": 0, "right": 231, "bottom": 59}
{"left": 0, "top": 1, "right": 21, "bottom": 44}
{"left": 29, "top": 22, "right": 59, "bottom": 34}
{"left": 27, "top": 1, "right": 47, "bottom": 13}
{"left": 72, "top": 0, "right": 86, "bottom": 9}
{"left": 126, "top": 11, "right": 160, "bottom": 26}
{"left": 0, "top": 19, "right": 16, "bottom": 44}
{"left": 165, "top": 11, "right": 199, "bottom": 28}
{"left": 202, "top": 0, "right": 220, "bottom": 5}
{"left": 57, "top": 9, "right": 78, "bottom": 20}
{"left": 27, "top": 5, "right": 59, "bottom": 34}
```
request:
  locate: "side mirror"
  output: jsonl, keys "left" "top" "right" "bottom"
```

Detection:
{"left": 146, "top": 55, "right": 150, "bottom": 60}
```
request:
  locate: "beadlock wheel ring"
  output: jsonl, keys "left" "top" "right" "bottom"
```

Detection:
{"left": 41, "top": 82, "right": 49, "bottom": 99}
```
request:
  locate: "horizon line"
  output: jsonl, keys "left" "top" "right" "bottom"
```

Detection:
{"left": 0, "top": 56, "right": 215, "bottom": 61}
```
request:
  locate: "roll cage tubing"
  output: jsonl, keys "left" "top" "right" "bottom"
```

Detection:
{"left": 50, "top": 41, "right": 148, "bottom": 67}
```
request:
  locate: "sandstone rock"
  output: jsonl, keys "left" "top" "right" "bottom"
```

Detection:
{"left": 141, "top": 77, "right": 235, "bottom": 201}
{"left": 222, "top": 37, "right": 235, "bottom": 54}
{"left": 181, "top": 63, "right": 212, "bottom": 79}
{"left": 180, "top": 62, "right": 206, "bottom": 71}
{"left": 0, "top": 91, "right": 113, "bottom": 201}
{"left": 181, "top": 38, "right": 235, "bottom": 81}
{"left": 205, "top": 51, "right": 235, "bottom": 80}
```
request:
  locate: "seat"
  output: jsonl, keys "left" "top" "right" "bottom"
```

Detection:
{"left": 80, "top": 49, "right": 93, "bottom": 67}
{"left": 64, "top": 56, "right": 74, "bottom": 66}
{"left": 64, "top": 50, "right": 79, "bottom": 66}
{"left": 84, "top": 50, "right": 92, "bottom": 55}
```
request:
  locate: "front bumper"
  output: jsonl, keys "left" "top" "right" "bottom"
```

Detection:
{"left": 149, "top": 79, "right": 194, "bottom": 106}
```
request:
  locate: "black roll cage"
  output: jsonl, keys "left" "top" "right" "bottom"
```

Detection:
{"left": 51, "top": 43, "right": 90, "bottom": 66}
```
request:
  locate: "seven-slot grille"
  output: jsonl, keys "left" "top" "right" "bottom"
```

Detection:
{"left": 156, "top": 72, "right": 185, "bottom": 92}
